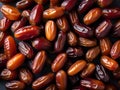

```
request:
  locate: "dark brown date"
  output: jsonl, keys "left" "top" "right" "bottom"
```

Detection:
{"left": 19, "top": 68, "right": 33, "bottom": 85}
{"left": 95, "top": 64, "right": 110, "bottom": 82}
{"left": 66, "top": 47, "right": 83, "bottom": 58}
{"left": 61, "top": 0, "right": 77, "bottom": 11}
{"left": 29, "top": 4, "right": 43, "bottom": 25}
{"left": 73, "top": 23, "right": 93, "bottom": 38}
{"left": 97, "top": 0, "right": 113, "bottom": 7}
{"left": 45, "top": 84, "right": 57, "bottom": 90}
{"left": 95, "top": 20, "right": 112, "bottom": 39}
{"left": 80, "top": 78, "right": 105, "bottom": 90}
{"left": 32, "top": 73, "right": 54, "bottom": 90}
{"left": 0, "top": 0, "right": 14, "bottom": 3}
{"left": 102, "top": 8, "right": 120, "bottom": 19}
{"left": 0, "top": 31, "right": 6, "bottom": 47}
{"left": 0, "top": 69, "right": 17, "bottom": 80}
{"left": 113, "top": 67, "right": 120, "bottom": 79}
{"left": 113, "top": 20, "right": 120, "bottom": 37}
{"left": 18, "top": 41, "right": 34, "bottom": 59}
{"left": 54, "top": 31, "right": 66, "bottom": 53}
{"left": 105, "top": 84, "right": 117, "bottom": 90}
{"left": 32, "top": 37, "right": 51, "bottom": 50}
{"left": 78, "top": 0, "right": 96, "bottom": 14}
{"left": 5, "top": 80, "right": 25, "bottom": 90}
{"left": 0, "top": 54, "right": 7, "bottom": 67}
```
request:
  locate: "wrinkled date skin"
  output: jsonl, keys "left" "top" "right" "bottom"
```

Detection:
{"left": 56, "top": 16, "right": 69, "bottom": 32}
{"left": 67, "top": 31, "right": 78, "bottom": 46}
{"left": 0, "top": 54, "right": 7, "bottom": 67}
{"left": 100, "top": 37, "right": 111, "bottom": 55}
{"left": 95, "top": 20, "right": 112, "bottom": 39}
{"left": 97, "top": 0, "right": 113, "bottom": 7}
{"left": 110, "top": 40, "right": 120, "bottom": 59}
{"left": 54, "top": 31, "right": 66, "bottom": 53}
{"left": 32, "top": 37, "right": 51, "bottom": 50}
{"left": 78, "top": 0, "right": 96, "bottom": 14}
{"left": 32, "top": 73, "right": 54, "bottom": 90}
{"left": 67, "top": 60, "right": 87, "bottom": 76}
{"left": 66, "top": 47, "right": 83, "bottom": 58}
{"left": 0, "top": 31, "right": 6, "bottom": 47}
{"left": 102, "top": 8, "right": 120, "bottom": 19}
{"left": 79, "top": 37, "right": 97, "bottom": 47}
{"left": 100, "top": 55, "right": 119, "bottom": 71}
{"left": 113, "top": 20, "right": 120, "bottom": 37}
{"left": 45, "top": 84, "right": 57, "bottom": 90}
{"left": 11, "top": 17, "right": 27, "bottom": 32}
{"left": 81, "top": 63, "right": 95, "bottom": 78}
{"left": 51, "top": 53, "right": 67, "bottom": 72}
{"left": 0, "top": 17, "right": 12, "bottom": 32}
{"left": 21, "top": 10, "right": 31, "bottom": 19}
{"left": 7, "top": 53, "right": 25, "bottom": 71}
{"left": 4, "top": 36, "right": 17, "bottom": 59}
{"left": 86, "top": 46, "right": 100, "bottom": 62}
{"left": 18, "top": 41, "right": 34, "bottom": 59}
{"left": 0, "top": 69, "right": 17, "bottom": 81}
{"left": 5, "top": 80, "right": 25, "bottom": 90}
{"left": 56, "top": 70, "right": 67, "bottom": 90}
{"left": 29, "top": 4, "right": 43, "bottom": 25}
{"left": 32, "top": 51, "right": 46, "bottom": 74}
{"left": 43, "top": 6, "right": 65, "bottom": 19}
{"left": 73, "top": 23, "right": 93, "bottom": 38}
{"left": 16, "top": 0, "right": 35, "bottom": 10}
{"left": 69, "top": 11, "right": 79, "bottom": 25}
{"left": 14, "top": 25, "right": 40, "bottom": 40}
{"left": 45, "top": 20, "right": 57, "bottom": 41}
{"left": 80, "top": 78, "right": 105, "bottom": 90}
{"left": 83, "top": 8, "right": 102, "bottom": 25}
{"left": 19, "top": 68, "right": 33, "bottom": 85}
{"left": 61, "top": 0, "right": 77, "bottom": 11}
{"left": 95, "top": 64, "right": 110, "bottom": 82}
{"left": 1, "top": 5, "right": 21, "bottom": 20}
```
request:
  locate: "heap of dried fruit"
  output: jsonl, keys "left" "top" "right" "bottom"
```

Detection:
{"left": 0, "top": 0, "right": 120, "bottom": 90}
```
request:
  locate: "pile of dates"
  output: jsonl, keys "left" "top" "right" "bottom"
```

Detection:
{"left": 0, "top": 0, "right": 120, "bottom": 90}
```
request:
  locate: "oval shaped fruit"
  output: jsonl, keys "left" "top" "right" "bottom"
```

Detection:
{"left": 83, "top": 8, "right": 102, "bottom": 25}
{"left": 51, "top": 53, "right": 67, "bottom": 72}
{"left": 100, "top": 55, "right": 119, "bottom": 71}
{"left": 7, "top": 53, "right": 25, "bottom": 70}
{"left": 45, "top": 20, "right": 57, "bottom": 41}
{"left": 1, "top": 5, "right": 20, "bottom": 20}
{"left": 4, "top": 36, "right": 17, "bottom": 59}
{"left": 0, "top": 31, "right": 6, "bottom": 47}
{"left": 67, "top": 60, "right": 87, "bottom": 76}
{"left": 43, "top": 6, "right": 65, "bottom": 19}
{"left": 14, "top": 25, "right": 40, "bottom": 40}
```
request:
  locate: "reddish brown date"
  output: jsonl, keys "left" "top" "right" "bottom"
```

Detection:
{"left": 67, "top": 60, "right": 87, "bottom": 76}
{"left": 61, "top": 0, "right": 77, "bottom": 11}
{"left": 19, "top": 68, "right": 33, "bottom": 85}
{"left": 32, "top": 37, "right": 51, "bottom": 50}
{"left": 56, "top": 70, "right": 67, "bottom": 90}
{"left": 78, "top": 0, "right": 96, "bottom": 14}
{"left": 97, "top": 0, "right": 113, "bottom": 7}
{"left": 113, "top": 67, "right": 120, "bottom": 79}
{"left": 105, "top": 84, "right": 117, "bottom": 90}
{"left": 34, "top": 0, "right": 48, "bottom": 4}
{"left": 51, "top": 53, "right": 67, "bottom": 72}
{"left": 100, "top": 55, "right": 119, "bottom": 71}
{"left": 16, "top": 0, "right": 35, "bottom": 10}
{"left": 110, "top": 40, "right": 120, "bottom": 59}
{"left": 14, "top": 25, "right": 40, "bottom": 40}
{"left": 0, "top": 17, "right": 12, "bottom": 32}
{"left": 0, "top": 54, "right": 7, "bottom": 67}
{"left": 4, "top": 36, "right": 17, "bottom": 59}
{"left": 18, "top": 41, "right": 34, "bottom": 59}
{"left": 29, "top": 4, "right": 43, "bottom": 25}
{"left": 54, "top": 31, "right": 66, "bottom": 53}
{"left": 32, "top": 51, "right": 46, "bottom": 74}
{"left": 56, "top": 16, "right": 69, "bottom": 32}
{"left": 21, "top": 10, "right": 31, "bottom": 19}
{"left": 73, "top": 23, "right": 93, "bottom": 38}
{"left": 102, "top": 8, "right": 120, "bottom": 19}
{"left": 113, "top": 20, "right": 120, "bottom": 37}
{"left": 45, "top": 84, "right": 57, "bottom": 90}
{"left": 11, "top": 17, "right": 27, "bottom": 32}
{"left": 100, "top": 37, "right": 111, "bottom": 55}
{"left": 80, "top": 78, "right": 105, "bottom": 90}
{"left": 5, "top": 80, "right": 25, "bottom": 90}
{"left": 95, "top": 20, "right": 112, "bottom": 39}
{"left": 1, "top": 5, "right": 21, "bottom": 20}
{"left": 0, "top": 0, "right": 14, "bottom": 3}
{"left": 32, "top": 73, "right": 54, "bottom": 90}
{"left": 0, "top": 69, "right": 17, "bottom": 80}
{"left": 0, "top": 31, "right": 6, "bottom": 47}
